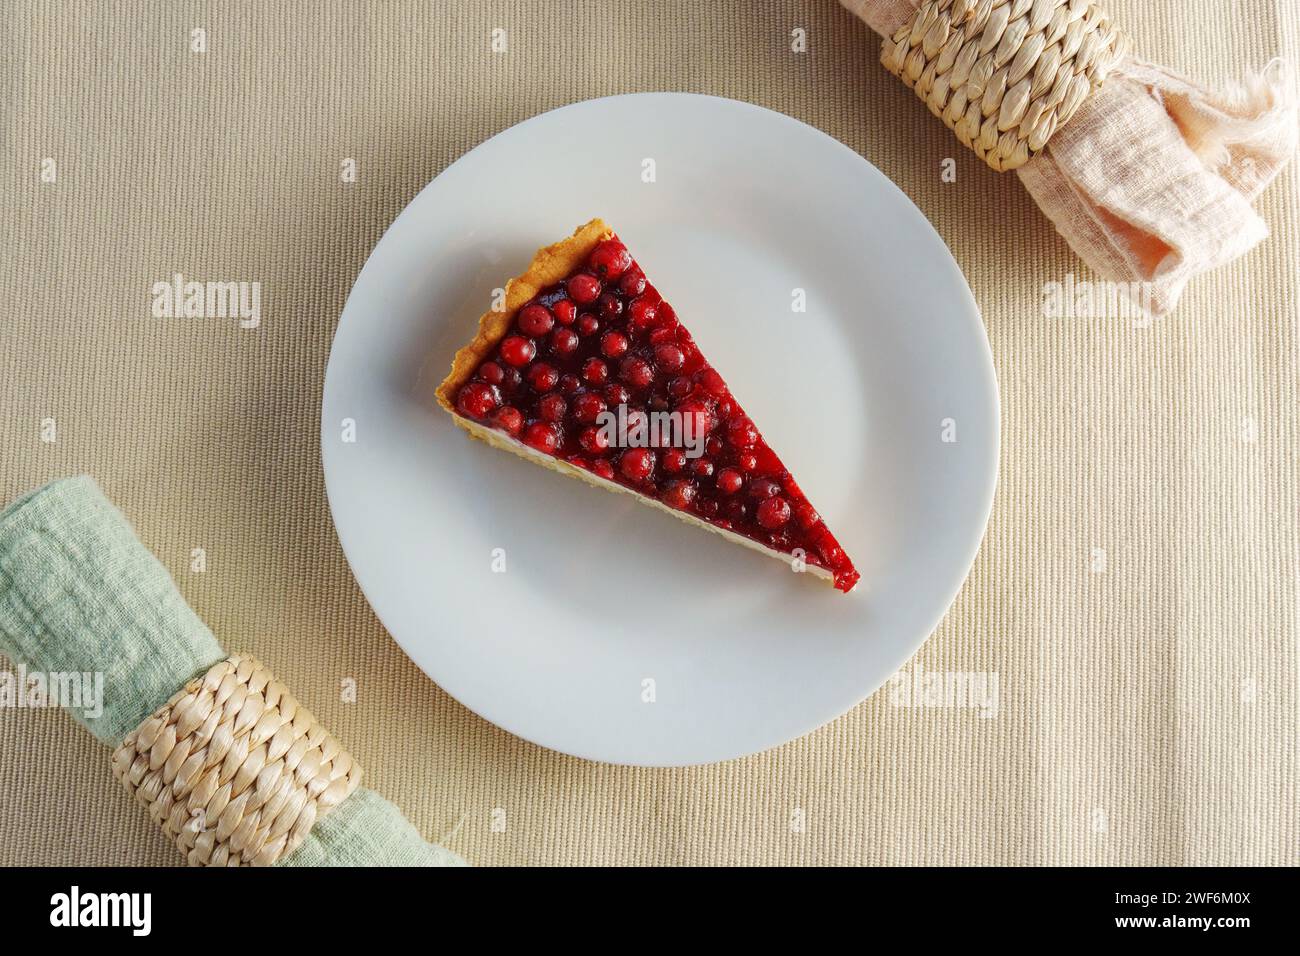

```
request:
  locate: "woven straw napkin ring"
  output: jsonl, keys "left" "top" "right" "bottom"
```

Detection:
{"left": 112, "top": 655, "right": 361, "bottom": 866}
{"left": 882, "top": 0, "right": 1128, "bottom": 171}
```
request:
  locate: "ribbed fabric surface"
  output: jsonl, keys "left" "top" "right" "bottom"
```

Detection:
{"left": 2, "top": 0, "right": 1296, "bottom": 865}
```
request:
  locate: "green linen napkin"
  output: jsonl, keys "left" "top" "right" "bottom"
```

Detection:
{"left": 0, "top": 475, "right": 465, "bottom": 867}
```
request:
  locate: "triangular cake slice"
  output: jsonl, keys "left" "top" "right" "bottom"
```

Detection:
{"left": 436, "top": 219, "right": 860, "bottom": 592}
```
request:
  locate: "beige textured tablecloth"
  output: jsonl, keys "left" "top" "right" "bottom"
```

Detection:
{"left": 2, "top": 0, "right": 1295, "bottom": 866}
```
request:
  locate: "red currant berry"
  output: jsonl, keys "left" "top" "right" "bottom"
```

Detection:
{"left": 695, "top": 367, "right": 726, "bottom": 396}
{"left": 792, "top": 500, "right": 820, "bottom": 529}
{"left": 552, "top": 298, "right": 577, "bottom": 325}
{"left": 767, "top": 530, "right": 793, "bottom": 551}
{"left": 662, "top": 449, "right": 688, "bottom": 473}
{"left": 476, "top": 361, "right": 505, "bottom": 385}
{"left": 490, "top": 406, "right": 522, "bottom": 436}
{"left": 499, "top": 335, "right": 535, "bottom": 367}
{"left": 625, "top": 409, "right": 648, "bottom": 436}
{"left": 523, "top": 421, "right": 559, "bottom": 454}
{"left": 571, "top": 392, "right": 607, "bottom": 423}
{"left": 619, "top": 356, "right": 654, "bottom": 388}
{"left": 598, "top": 293, "right": 624, "bottom": 322}
{"left": 518, "top": 303, "right": 554, "bottom": 337}
{"left": 654, "top": 344, "right": 685, "bottom": 373}
{"left": 550, "top": 326, "right": 579, "bottom": 356}
{"left": 662, "top": 480, "right": 697, "bottom": 510}
{"left": 455, "top": 382, "right": 499, "bottom": 419}
{"left": 578, "top": 426, "right": 610, "bottom": 454}
{"left": 582, "top": 357, "right": 609, "bottom": 384}
{"left": 527, "top": 362, "right": 559, "bottom": 392}
{"left": 577, "top": 314, "right": 600, "bottom": 336}
{"left": 727, "top": 417, "right": 759, "bottom": 448}
{"left": 538, "top": 393, "right": 567, "bottom": 422}
{"left": 756, "top": 496, "right": 792, "bottom": 530}
{"left": 627, "top": 296, "right": 657, "bottom": 328}
{"left": 600, "top": 331, "right": 629, "bottom": 358}
{"left": 619, "top": 271, "right": 646, "bottom": 297}
{"left": 676, "top": 400, "right": 713, "bottom": 436}
{"left": 588, "top": 239, "right": 631, "bottom": 279}
{"left": 567, "top": 273, "right": 601, "bottom": 305}
{"left": 724, "top": 499, "right": 748, "bottom": 523}
{"left": 816, "top": 539, "right": 845, "bottom": 570}
{"left": 716, "top": 468, "right": 744, "bottom": 494}
{"left": 619, "top": 448, "right": 655, "bottom": 482}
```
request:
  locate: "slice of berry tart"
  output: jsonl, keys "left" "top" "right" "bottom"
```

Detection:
{"left": 435, "top": 219, "right": 860, "bottom": 592}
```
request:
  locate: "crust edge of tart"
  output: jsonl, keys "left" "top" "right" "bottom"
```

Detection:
{"left": 435, "top": 217, "right": 613, "bottom": 415}
{"left": 448, "top": 412, "right": 841, "bottom": 587}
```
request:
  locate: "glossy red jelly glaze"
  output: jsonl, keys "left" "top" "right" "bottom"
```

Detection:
{"left": 455, "top": 236, "right": 859, "bottom": 591}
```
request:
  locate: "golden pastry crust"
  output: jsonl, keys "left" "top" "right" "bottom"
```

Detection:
{"left": 435, "top": 218, "right": 612, "bottom": 413}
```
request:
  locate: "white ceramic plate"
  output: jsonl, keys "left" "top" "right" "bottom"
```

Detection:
{"left": 322, "top": 93, "right": 998, "bottom": 766}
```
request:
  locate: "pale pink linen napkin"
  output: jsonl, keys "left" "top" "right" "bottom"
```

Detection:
{"left": 841, "top": 0, "right": 1297, "bottom": 315}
